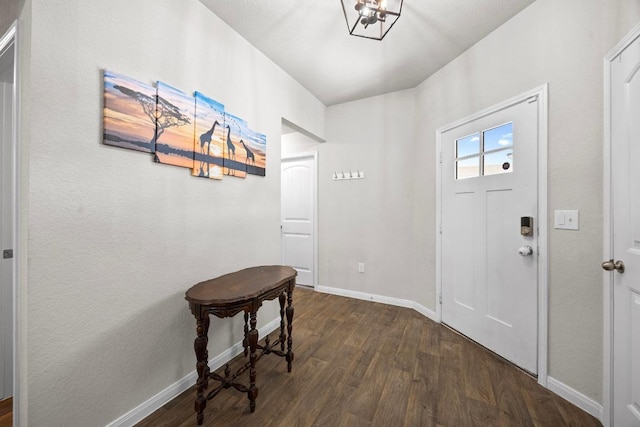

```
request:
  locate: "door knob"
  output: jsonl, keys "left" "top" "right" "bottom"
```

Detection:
{"left": 518, "top": 245, "right": 533, "bottom": 256}
{"left": 602, "top": 259, "right": 625, "bottom": 273}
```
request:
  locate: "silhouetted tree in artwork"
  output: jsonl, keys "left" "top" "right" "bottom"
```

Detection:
{"left": 155, "top": 95, "right": 191, "bottom": 142}
{"left": 114, "top": 85, "right": 191, "bottom": 148}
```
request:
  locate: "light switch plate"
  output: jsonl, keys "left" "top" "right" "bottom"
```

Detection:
{"left": 554, "top": 210, "right": 579, "bottom": 230}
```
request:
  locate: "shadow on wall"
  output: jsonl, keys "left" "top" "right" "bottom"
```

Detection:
{"left": 281, "top": 121, "right": 323, "bottom": 158}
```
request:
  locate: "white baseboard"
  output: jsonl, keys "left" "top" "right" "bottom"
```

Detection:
{"left": 106, "top": 318, "right": 281, "bottom": 427}
{"left": 412, "top": 301, "right": 438, "bottom": 322}
{"left": 546, "top": 376, "right": 604, "bottom": 422}
{"left": 315, "top": 285, "right": 437, "bottom": 322}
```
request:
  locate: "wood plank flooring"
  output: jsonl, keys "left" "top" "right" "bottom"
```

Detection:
{"left": 137, "top": 287, "right": 601, "bottom": 427}
{"left": 0, "top": 397, "right": 12, "bottom": 427}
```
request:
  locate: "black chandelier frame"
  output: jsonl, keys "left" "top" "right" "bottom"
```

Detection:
{"left": 340, "top": 0, "right": 403, "bottom": 41}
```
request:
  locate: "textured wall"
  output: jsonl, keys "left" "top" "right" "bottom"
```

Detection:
{"left": 20, "top": 0, "right": 325, "bottom": 425}
{"left": 320, "top": 90, "right": 421, "bottom": 301}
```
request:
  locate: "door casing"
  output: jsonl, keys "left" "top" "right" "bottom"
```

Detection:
{"left": 435, "top": 84, "right": 548, "bottom": 386}
{"left": 0, "top": 42, "right": 14, "bottom": 402}
{"left": 0, "top": 20, "right": 20, "bottom": 426}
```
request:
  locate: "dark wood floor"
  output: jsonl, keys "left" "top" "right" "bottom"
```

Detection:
{"left": 138, "top": 287, "right": 601, "bottom": 427}
{"left": 0, "top": 397, "right": 12, "bottom": 427}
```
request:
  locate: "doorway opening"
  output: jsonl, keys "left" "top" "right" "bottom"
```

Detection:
{"left": 280, "top": 118, "right": 323, "bottom": 287}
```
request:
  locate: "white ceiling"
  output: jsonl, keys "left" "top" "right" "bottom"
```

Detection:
{"left": 199, "top": 0, "right": 535, "bottom": 106}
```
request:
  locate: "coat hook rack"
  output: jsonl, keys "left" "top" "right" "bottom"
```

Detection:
{"left": 333, "top": 170, "right": 365, "bottom": 181}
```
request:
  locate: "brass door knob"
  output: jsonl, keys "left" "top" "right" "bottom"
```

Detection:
{"left": 602, "top": 259, "right": 625, "bottom": 273}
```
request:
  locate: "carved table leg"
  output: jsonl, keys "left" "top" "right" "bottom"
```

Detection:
{"left": 194, "top": 313, "right": 210, "bottom": 425}
{"left": 243, "top": 311, "right": 249, "bottom": 357}
{"left": 279, "top": 291, "right": 286, "bottom": 352}
{"left": 286, "top": 288, "right": 294, "bottom": 372}
{"left": 248, "top": 310, "right": 259, "bottom": 412}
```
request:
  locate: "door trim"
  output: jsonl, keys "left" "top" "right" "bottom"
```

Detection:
{"left": 281, "top": 151, "right": 318, "bottom": 288}
{"left": 435, "top": 84, "right": 548, "bottom": 385}
{"left": 602, "top": 21, "right": 640, "bottom": 427}
{"left": 0, "top": 20, "right": 21, "bottom": 426}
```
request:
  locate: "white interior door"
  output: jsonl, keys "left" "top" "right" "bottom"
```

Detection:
{"left": 609, "top": 32, "right": 640, "bottom": 427}
{"left": 0, "top": 43, "right": 14, "bottom": 401}
{"left": 441, "top": 96, "right": 539, "bottom": 374}
{"left": 281, "top": 154, "right": 316, "bottom": 286}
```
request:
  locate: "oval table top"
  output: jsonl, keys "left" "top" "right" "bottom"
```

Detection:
{"left": 185, "top": 265, "right": 297, "bottom": 306}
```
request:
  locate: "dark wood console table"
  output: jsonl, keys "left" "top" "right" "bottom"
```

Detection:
{"left": 185, "top": 265, "right": 297, "bottom": 425}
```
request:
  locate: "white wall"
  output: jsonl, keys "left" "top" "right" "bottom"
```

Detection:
{"left": 319, "top": 89, "right": 422, "bottom": 301}
{"left": 316, "top": 0, "right": 640, "bottom": 405}
{"left": 18, "top": 0, "right": 325, "bottom": 425}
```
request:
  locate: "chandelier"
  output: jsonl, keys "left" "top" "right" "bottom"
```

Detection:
{"left": 340, "top": 0, "right": 403, "bottom": 40}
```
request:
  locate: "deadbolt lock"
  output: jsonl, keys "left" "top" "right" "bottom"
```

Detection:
{"left": 521, "top": 217, "right": 534, "bottom": 236}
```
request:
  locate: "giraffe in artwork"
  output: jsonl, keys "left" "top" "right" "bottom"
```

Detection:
{"left": 199, "top": 120, "right": 219, "bottom": 155}
{"left": 240, "top": 140, "right": 255, "bottom": 165}
{"left": 225, "top": 125, "right": 235, "bottom": 160}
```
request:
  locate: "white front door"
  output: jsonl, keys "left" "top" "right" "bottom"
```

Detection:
{"left": 0, "top": 43, "right": 14, "bottom": 400}
{"left": 440, "top": 95, "right": 539, "bottom": 374}
{"left": 281, "top": 154, "right": 316, "bottom": 286}
{"left": 609, "top": 32, "right": 640, "bottom": 427}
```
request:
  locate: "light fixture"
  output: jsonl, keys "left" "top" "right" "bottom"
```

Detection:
{"left": 340, "top": 0, "right": 403, "bottom": 40}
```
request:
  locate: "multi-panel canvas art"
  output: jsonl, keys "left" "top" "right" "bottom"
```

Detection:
{"left": 102, "top": 70, "right": 267, "bottom": 181}
{"left": 193, "top": 92, "right": 225, "bottom": 180}
{"left": 223, "top": 113, "right": 248, "bottom": 178}
{"left": 154, "top": 81, "right": 195, "bottom": 169}
{"left": 103, "top": 70, "right": 158, "bottom": 153}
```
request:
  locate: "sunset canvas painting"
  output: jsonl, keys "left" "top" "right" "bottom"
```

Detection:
{"left": 154, "top": 81, "right": 195, "bottom": 169}
{"left": 192, "top": 92, "right": 225, "bottom": 180}
{"left": 245, "top": 128, "right": 266, "bottom": 176}
{"left": 223, "top": 112, "right": 248, "bottom": 178}
{"left": 103, "top": 70, "right": 157, "bottom": 153}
